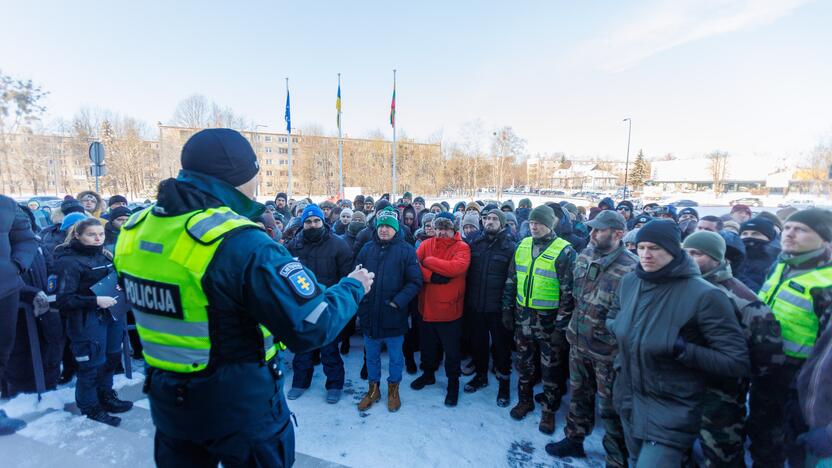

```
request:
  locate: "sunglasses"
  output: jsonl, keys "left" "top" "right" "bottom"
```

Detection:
{"left": 617, "top": 206, "right": 631, "bottom": 212}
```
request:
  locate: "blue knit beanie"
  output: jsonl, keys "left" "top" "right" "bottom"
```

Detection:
{"left": 301, "top": 204, "right": 326, "bottom": 223}
{"left": 61, "top": 212, "right": 88, "bottom": 231}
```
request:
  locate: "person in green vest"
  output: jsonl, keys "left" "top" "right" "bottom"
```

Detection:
{"left": 502, "top": 204, "right": 576, "bottom": 435}
{"left": 756, "top": 208, "right": 832, "bottom": 467}
{"left": 113, "top": 128, "right": 374, "bottom": 468}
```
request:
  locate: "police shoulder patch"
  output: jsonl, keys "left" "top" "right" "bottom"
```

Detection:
{"left": 279, "top": 261, "right": 304, "bottom": 278}
{"left": 288, "top": 269, "right": 317, "bottom": 298}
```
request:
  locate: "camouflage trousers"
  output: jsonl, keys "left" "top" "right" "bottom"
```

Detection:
{"left": 700, "top": 378, "right": 749, "bottom": 468}
{"left": 565, "top": 347, "right": 628, "bottom": 468}
{"left": 514, "top": 307, "right": 569, "bottom": 413}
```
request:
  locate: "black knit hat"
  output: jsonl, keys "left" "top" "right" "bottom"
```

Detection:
{"left": 635, "top": 219, "right": 683, "bottom": 258}
{"left": 108, "top": 195, "right": 128, "bottom": 207}
{"left": 741, "top": 217, "right": 777, "bottom": 242}
{"left": 61, "top": 199, "right": 85, "bottom": 216}
{"left": 181, "top": 128, "right": 259, "bottom": 186}
{"left": 108, "top": 206, "right": 132, "bottom": 220}
{"left": 787, "top": 208, "right": 832, "bottom": 242}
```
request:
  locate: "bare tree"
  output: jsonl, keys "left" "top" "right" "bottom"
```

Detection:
{"left": 170, "top": 94, "right": 250, "bottom": 130}
{"left": 707, "top": 150, "right": 730, "bottom": 194}
{"left": 492, "top": 126, "right": 526, "bottom": 200}
{"left": 0, "top": 70, "right": 48, "bottom": 194}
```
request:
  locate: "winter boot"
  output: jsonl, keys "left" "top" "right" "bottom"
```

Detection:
{"left": 545, "top": 437, "right": 586, "bottom": 459}
{"left": 510, "top": 383, "right": 535, "bottom": 420}
{"left": 444, "top": 379, "right": 459, "bottom": 407}
{"left": 98, "top": 390, "right": 133, "bottom": 414}
{"left": 464, "top": 373, "right": 488, "bottom": 393}
{"left": 0, "top": 410, "right": 26, "bottom": 436}
{"left": 534, "top": 392, "right": 546, "bottom": 404}
{"left": 286, "top": 387, "right": 306, "bottom": 400}
{"left": 326, "top": 389, "right": 342, "bottom": 404}
{"left": 387, "top": 382, "right": 401, "bottom": 412}
{"left": 340, "top": 339, "right": 350, "bottom": 355}
{"left": 461, "top": 358, "right": 475, "bottom": 376}
{"left": 358, "top": 382, "right": 381, "bottom": 411}
{"left": 83, "top": 407, "right": 121, "bottom": 427}
{"left": 496, "top": 379, "right": 511, "bottom": 407}
{"left": 539, "top": 410, "right": 555, "bottom": 434}
{"left": 410, "top": 372, "right": 436, "bottom": 390}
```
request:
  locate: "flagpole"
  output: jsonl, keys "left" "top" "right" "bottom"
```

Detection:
{"left": 337, "top": 73, "right": 344, "bottom": 200}
{"left": 392, "top": 69, "right": 397, "bottom": 198}
{"left": 286, "top": 77, "right": 293, "bottom": 201}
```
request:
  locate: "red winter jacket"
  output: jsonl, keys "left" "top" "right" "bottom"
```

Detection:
{"left": 416, "top": 232, "right": 471, "bottom": 322}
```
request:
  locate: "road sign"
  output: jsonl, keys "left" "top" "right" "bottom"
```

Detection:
{"left": 89, "top": 164, "right": 107, "bottom": 177}
{"left": 89, "top": 142, "right": 105, "bottom": 165}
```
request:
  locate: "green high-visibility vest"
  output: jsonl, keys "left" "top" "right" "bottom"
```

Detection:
{"left": 758, "top": 262, "right": 832, "bottom": 359}
{"left": 515, "top": 236, "right": 570, "bottom": 310}
{"left": 113, "top": 206, "right": 278, "bottom": 373}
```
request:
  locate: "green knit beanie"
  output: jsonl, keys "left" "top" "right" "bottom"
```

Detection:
{"left": 375, "top": 207, "right": 400, "bottom": 232}
{"left": 786, "top": 208, "right": 832, "bottom": 242}
{"left": 682, "top": 230, "right": 726, "bottom": 262}
{"left": 529, "top": 205, "right": 556, "bottom": 230}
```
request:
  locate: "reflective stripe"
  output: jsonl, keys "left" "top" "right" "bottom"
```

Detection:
{"left": 139, "top": 240, "right": 164, "bottom": 254}
{"left": 758, "top": 282, "right": 772, "bottom": 293}
{"left": 776, "top": 289, "right": 814, "bottom": 311}
{"left": 142, "top": 340, "right": 209, "bottom": 366}
{"left": 304, "top": 302, "right": 328, "bottom": 324}
{"left": 783, "top": 341, "right": 814, "bottom": 357}
{"left": 533, "top": 268, "right": 558, "bottom": 279}
{"left": 189, "top": 211, "right": 247, "bottom": 239}
{"left": 531, "top": 299, "right": 558, "bottom": 308}
{"left": 516, "top": 265, "right": 529, "bottom": 273}
{"left": 134, "top": 312, "right": 209, "bottom": 338}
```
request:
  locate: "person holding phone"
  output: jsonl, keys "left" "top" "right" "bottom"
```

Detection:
{"left": 55, "top": 217, "right": 131, "bottom": 426}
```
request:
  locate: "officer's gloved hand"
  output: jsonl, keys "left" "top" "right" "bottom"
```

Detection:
{"left": 554, "top": 314, "right": 570, "bottom": 331}
{"left": 798, "top": 426, "right": 832, "bottom": 458}
{"left": 672, "top": 335, "right": 687, "bottom": 359}
{"left": 501, "top": 307, "right": 515, "bottom": 331}
{"left": 430, "top": 273, "right": 450, "bottom": 284}
{"left": 33, "top": 291, "right": 50, "bottom": 317}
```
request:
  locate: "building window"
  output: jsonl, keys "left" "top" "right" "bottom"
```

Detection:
{"left": 265, "top": 147, "right": 272, "bottom": 153}
{"left": 266, "top": 159, "right": 273, "bottom": 165}
{"left": 279, "top": 137, "right": 287, "bottom": 143}
{"left": 267, "top": 181, "right": 273, "bottom": 187}
{"left": 292, "top": 137, "right": 298, "bottom": 143}
{"left": 265, "top": 136, "right": 272, "bottom": 142}
{"left": 279, "top": 148, "right": 288, "bottom": 154}
{"left": 279, "top": 160, "right": 287, "bottom": 165}
{"left": 266, "top": 170, "right": 273, "bottom": 176}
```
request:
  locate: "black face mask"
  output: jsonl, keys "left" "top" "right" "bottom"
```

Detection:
{"left": 742, "top": 237, "right": 768, "bottom": 251}
{"left": 70, "top": 238, "right": 104, "bottom": 256}
{"left": 304, "top": 226, "right": 326, "bottom": 242}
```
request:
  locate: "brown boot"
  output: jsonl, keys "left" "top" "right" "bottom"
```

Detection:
{"left": 510, "top": 382, "right": 535, "bottom": 420}
{"left": 387, "top": 382, "right": 401, "bottom": 412}
{"left": 358, "top": 382, "right": 381, "bottom": 411}
{"left": 538, "top": 410, "right": 555, "bottom": 434}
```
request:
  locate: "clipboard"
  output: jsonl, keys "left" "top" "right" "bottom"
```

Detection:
{"left": 90, "top": 271, "right": 130, "bottom": 318}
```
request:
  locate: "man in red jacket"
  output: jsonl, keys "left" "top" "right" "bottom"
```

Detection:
{"left": 411, "top": 212, "right": 471, "bottom": 407}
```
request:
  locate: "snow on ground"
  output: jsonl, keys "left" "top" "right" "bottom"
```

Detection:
{"left": 285, "top": 336, "right": 605, "bottom": 468}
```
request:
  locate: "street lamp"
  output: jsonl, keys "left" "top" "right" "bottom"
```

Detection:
{"left": 622, "top": 118, "right": 631, "bottom": 200}
{"left": 254, "top": 124, "right": 267, "bottom": 198}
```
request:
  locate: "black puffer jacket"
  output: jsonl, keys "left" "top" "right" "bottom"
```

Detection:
{"left": 607, "top": 255, "right": 750, "bottom": 450}
{"left": 54, "top": 240, "right": 113, "bottom": 317}
{"left": 286, "top": 227, "right": 352, "bottom": 287}
{"left": 464, "top": 228, "right": 516, "bottom": 315}
{"left": 735, "top": 239, "right": 780, "bottom": 293}
{"left": 0, "top": 195, "right": 37, "bottom": 300}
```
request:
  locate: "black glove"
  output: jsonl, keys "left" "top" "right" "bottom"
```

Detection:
{"left": 799, "top": 427, "right": 832, "bottom": 458}
{"left": 502, "top": 307, "right": 515, "bottom": 331}
{"left": 430, "top": 273, "right": 450, "bottom": 284}
{"left": 672, "top": 335, "right": 687, "bottom": 358}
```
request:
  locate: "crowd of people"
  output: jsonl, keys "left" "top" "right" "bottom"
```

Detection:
{"left": 2, "top": 176, "right": 832, "bottom": 466}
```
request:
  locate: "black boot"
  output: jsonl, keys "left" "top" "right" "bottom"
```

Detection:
{"left": 444, "top": 379, "right": 459, "bottom": 407}
{"left": 535, "top": 392, "right": 546, "bottom": 404}
{"left": 497, "top": 379, "right": 511, "bottom": 407}
{"left": 410, "top": 372, "right": 436, "bottom": 390}
{"left": 83, "top": 407, "right": 121, "bottom": 427}
{"left": 464, "top": 373, "right": 488, "bottom": 393}
{"left": 98, "top": 390, "right": 133, "bottom": 414}
{"left": 340, "top": 339, "right": 350, "bottom": 355}
{"left": 545, "top": 437, "right": 586, "bottom": 458}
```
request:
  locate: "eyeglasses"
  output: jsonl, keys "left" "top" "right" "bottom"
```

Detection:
{"left": 617, "top": 207, "right": 631, "bottom": 212}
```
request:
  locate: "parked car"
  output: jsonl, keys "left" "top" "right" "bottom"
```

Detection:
{"left": 730, "top": 197, "right": 763, "bottom": 207}
{"left": 779, "top": 199, "right": 817, "bottom": 209}
{"left": 669, "top": 199, "right": 699, "bottom": 207}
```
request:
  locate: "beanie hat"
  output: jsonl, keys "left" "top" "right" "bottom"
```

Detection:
{"left": 61, "top": 199, "right": 85, "bottom": 216}
{"left": 562, "top": 202, "right": 578, "bottom": 217}
{"left": 414, "top": 196, "right": 426, "bottom": 205}
{"left": 723, "top": 220, "right": 741, "bottom": 235}
{"left": 462, "top": 213, "right": 480, "bottom": 229}
{"left": 364, "top": 196, "right": 375, "bottom": 205}
{"left": 340, "top": 208, "right": 353, "bottom": 218}
{"left": 731, "top": 204, "right": 752, "bottom": 216}
{"left": 301, "top": 204, "right": 325, "bottom": 223}
{"left": 61, "top": 212, "right": 87, "bottom": 231}
{"left": 348, "top": 221, "right": 365, "bottom": 236}
{"left": 351, "top": 211, "right": 366, "bottom": 224}
{"left": 376, "top": 207, "right": 400, "bottom": 233}
{"left": 786, "top": 208, "right": 832, "bottom": 242}
{"left": 421, "top": 212, "right": 436, "bottom": 227}
{"left": 429, "top": 202, "right": 445, "bottom": 213}
{"left": 441, "top": 201, "right": 451, "bottom": 212}
{"left": 529, "top": 205, "right": 556, "bottom": 230}
{"left": 108, "top": 206, "right": 132, "bottom": 220}
{"left": 500, "top": 200, "right": 515, "bottom": 212}
{"left": 740, "top": 217, "right": 777, "bottom": 242}
{"left": 403, "top": 191, "right": 413, "bottom": 199}
{"left": 108, "top": 195, "right": 128, "bottom": 207}
{"left": 756, "top": 211, "right": 783, "bottom": 232}
{"left": 374, "top": 198, "right": 391, "bottom": 213}
{"left": 776, "top": 206, "right": 798, "bottom": 223}
{"left": 483, "top": 203, "right": 499, "bottom": 213}
{"left": 633, "top": 213, "right": 652, "bottom": 225}
{"left": 434, "top": 212, "right": 456, "bottom": 231}
{"left": 678, "top": 207, "right": 699, "bottom": 220}
{"left": 623, "top": 228, "right": 639, "bottom": 245}
{"left": 181, "top": 128, "right": 259, "bottom": 186}
{"left": 545, "top": 202, "right": 567, "bottom": 224}
{"left": 519, "top": 198, "right": 532, "bottom": 209}
{"left": 504, "top": 212, "right": 517, "bottom": 226}
{"left": 635, "top": 219, "right": 683, "bottom": 258}
{"left": 683, "top": 230, "right": 726, "bottom": 262}
{"left": 484, "top": 208, "right": 506, "bottom": 228}
{"left": 465, "top": 202, "right": 481, "bottom": 213}
{"left": 276, "top": 192, "right": 288, "bottom": 202}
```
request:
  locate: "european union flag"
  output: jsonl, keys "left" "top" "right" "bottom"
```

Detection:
{"left": 284, "top": 89, "right": 291, "bottom": 133}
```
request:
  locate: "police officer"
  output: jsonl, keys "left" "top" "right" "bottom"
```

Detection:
{"left": 503, "top": 204, "right": 576, "bottom": 435}
{"left": 546, "top": 210, "right": 637, "bottom": 466}
{"left": 113, "top": 129, "right": 374, "bottom": 467}
{"left": 755, "top": 208, "right": 832, "bottom": 467}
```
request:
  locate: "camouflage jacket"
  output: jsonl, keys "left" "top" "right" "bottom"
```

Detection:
{"left": 566, "top": 243, "right": 638, "bottom": 361}
{"left": 703, "top": 261, "right": 785, "bottom": 376}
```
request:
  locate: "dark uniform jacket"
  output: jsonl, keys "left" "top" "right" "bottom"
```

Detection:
{"left": 128, "top": 170, "right": 364, "bottom": 441}
{"left": 465, "top": 228, "right": 515, "bottom": 315}
{"left": 286, "top": 227, "right": 352, "bottom": 288}
{"left": 607, "top": 255, "right": 750, "bottom": 449}
{"left": 0, "top": 195, "right": 37, "bottom": 300}
{"left": 567, "top": 243, "right": 638, "bottom": 362}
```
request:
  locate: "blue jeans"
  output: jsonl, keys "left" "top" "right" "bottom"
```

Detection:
{"left": 364, "top": 334, "right": 404, "bottom": 384}
{"left": 291, "top": 341, "right": 344, "bottom": 390}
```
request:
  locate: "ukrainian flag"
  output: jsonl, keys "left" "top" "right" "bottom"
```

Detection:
{"left": 336, "top": 82, "right": 342, "bottom": 131}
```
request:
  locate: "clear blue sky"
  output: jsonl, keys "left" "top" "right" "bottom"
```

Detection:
{"left": 2, "top": 0, "right": 830, "bottom": 160}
